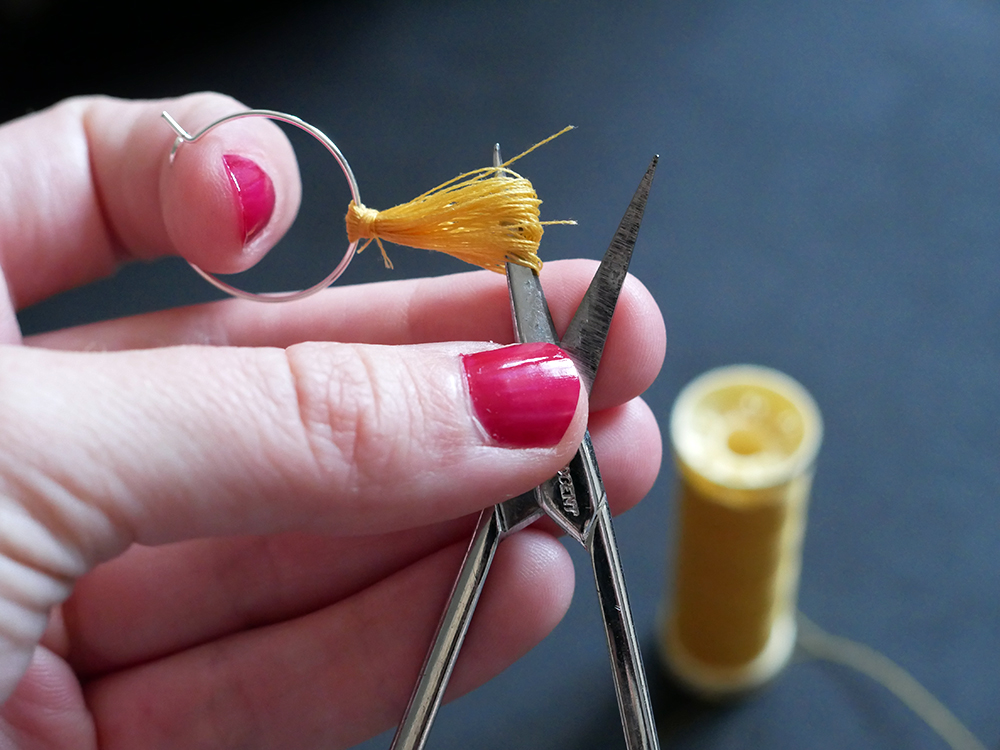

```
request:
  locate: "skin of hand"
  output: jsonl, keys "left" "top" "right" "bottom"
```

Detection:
{"left": 0, "top": 93, "right": 666, "bottom": 749}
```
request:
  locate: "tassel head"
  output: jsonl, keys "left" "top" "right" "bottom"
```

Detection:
{"left": 344, "top": 128, "right": 575, "bottom": 273}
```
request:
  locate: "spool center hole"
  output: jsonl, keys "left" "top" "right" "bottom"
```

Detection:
{"left": 728, "top": 428, "right": 764, "bottom": 456}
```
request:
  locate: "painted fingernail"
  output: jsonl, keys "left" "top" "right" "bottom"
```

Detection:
{"left": 462, "top": 342, "right": 581, "bottom": 448}
{"left": 222, "top": 154, "right": 275, "bottom": 245}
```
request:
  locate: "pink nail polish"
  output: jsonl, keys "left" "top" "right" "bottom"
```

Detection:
{"left": 222, "top": 154, "right": 276, "bottom": 244}
{"left": 462, "top": 342, "right": 581, "bottom": 448}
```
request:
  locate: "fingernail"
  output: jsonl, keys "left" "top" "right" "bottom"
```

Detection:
{"left": 462, "top": 342, "right": 581, "bottom": 448}
{"left": 222, "top": 154, "right": 275, "bottom": 245}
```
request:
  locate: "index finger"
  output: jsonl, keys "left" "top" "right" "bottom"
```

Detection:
{"left": 0, "top": 92, "right": 301, "bottom": 310}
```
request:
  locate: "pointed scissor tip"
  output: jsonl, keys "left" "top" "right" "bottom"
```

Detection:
{"left": 641, "top": 156, "right": 658, "bottom": 185}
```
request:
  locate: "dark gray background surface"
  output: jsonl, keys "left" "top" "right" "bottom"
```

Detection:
{"left": 4, "top": 1, "right": 998, "bottom": 748}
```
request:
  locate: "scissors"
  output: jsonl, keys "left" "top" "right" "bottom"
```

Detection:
{"left": 388, "top": 146, "right": 660, "bottom": 750}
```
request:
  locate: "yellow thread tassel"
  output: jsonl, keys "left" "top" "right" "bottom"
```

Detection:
{"left": 345, "top": 126, "right": 576, "bottom": 273}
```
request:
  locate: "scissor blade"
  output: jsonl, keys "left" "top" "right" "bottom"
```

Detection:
{"left": 499, "top": 135, "right": 560, "bottom": 348}
{"left": 507, "top": 262, "right": 559, "bottom": 345}
{"left": 560, "top": 156, "right": 657, "bottom": 390}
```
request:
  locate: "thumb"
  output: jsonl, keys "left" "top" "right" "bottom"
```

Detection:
{"left": 0, "top": 340, "right": 586, "bottom": 699}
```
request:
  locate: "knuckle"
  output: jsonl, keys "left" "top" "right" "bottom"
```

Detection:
{"left": 282, "top": 344, "right": 465, "bottom": 500}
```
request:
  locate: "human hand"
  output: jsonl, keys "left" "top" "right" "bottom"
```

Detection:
{"left": 0, "top": 93, "right": 665, "bottom": 749}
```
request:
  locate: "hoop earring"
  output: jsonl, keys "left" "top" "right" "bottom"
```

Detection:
{"left": 162, "top": 109, "right": 361, "bottom": 303}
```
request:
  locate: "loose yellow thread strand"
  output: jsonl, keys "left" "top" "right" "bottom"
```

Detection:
{"left": 345, "top": 127, "right": 576, "bottom": 273}
{"left": 500, "top": 125, "right": 576, "bottom": 168}
{"left": 797, "top": 612, "right": 987, "bottom": 750}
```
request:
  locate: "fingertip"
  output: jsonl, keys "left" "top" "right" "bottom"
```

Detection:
{"left": 619, "top": 271, "right": 667, "bottom": 373}
{"left": 508, "top": 529, "right": 576, "bottom": 620}
{"left": 591, "top": 397, "right": 663, "bottom": 515}
{"left": 0, "top": 93, "right": 306, "bottom": 309}
{"left": 540, "top": 260, "right": 666, "bottom": 410}
{"left": 452, "top": 529, "right": 574, "bottom": 692}
{"left": 158, "top": 95, "right": 301, "bottom": 274}
{"left": 592, "top": 270, "right": 666, "bottom": 402}
{"left": 461, "top": 341, "right": 589, "bottom": 452}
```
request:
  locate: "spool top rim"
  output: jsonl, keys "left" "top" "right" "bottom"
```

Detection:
{"left": 670, "top": 364, "right": 823, "bottom": 492}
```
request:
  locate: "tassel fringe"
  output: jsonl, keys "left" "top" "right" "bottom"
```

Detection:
{"left": 345, "top": 126, "right": 576, "bottom": 273}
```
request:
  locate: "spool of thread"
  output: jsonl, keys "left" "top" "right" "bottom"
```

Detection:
{"left": 658, "top": 364, "right": 823, "bottom": 698}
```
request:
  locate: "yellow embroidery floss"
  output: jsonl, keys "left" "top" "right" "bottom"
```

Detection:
{"left": 345, "top": 126, "right": 576, "bottom": 273}
{"left": 659, "top": 365, "right": 823, "bottom": 698}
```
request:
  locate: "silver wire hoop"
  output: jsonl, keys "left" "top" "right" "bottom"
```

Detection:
{"left": 162, "top": 109, "right": 362, "bottom": 303}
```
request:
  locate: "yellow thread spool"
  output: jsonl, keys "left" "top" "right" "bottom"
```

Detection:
{"left": 659, "top": 364, "right": 822, "bottom": 698}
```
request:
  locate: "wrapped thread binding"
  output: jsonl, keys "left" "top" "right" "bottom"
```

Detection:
{"left": 345, "top": 126, "right": 577, "bottom": 273}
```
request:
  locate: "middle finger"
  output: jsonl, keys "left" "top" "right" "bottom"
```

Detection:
{"left": 63, "top": 396, "right": 659, "bottom": 677}
{"left": 27, "top": 260, "right": 666, "bottom": 414}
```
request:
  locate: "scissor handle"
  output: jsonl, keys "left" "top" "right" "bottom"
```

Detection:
{"left": 390, "top": 507, "right": 503, "bottom": 750}
{"left": 588, "top": 503, "right": 661, "bottom": 750}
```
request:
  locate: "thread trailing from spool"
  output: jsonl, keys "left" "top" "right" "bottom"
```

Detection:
{"left": 796, "top": 613, "right": 988, "bottom": 750}
{"left": 660, "top": 364, "right": 823, "bottom": 698}
{"left": 345, "top": 126, "right": 577, "bottom": 273}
